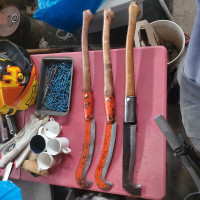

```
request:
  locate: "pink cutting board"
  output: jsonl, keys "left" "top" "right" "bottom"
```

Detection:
{"left": 20, "top": 47, "right": 167, "bottom": 199}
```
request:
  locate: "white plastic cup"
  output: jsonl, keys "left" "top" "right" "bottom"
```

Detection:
{"left": 150, "top": 20, "right": 185, "bottom": 65}
{"left": 38, "top": 126, "right": 45, "bottom": 136}
{"left": 38, "top": 126, "right": 49, "bottom": 147}
{"left": 37, "top": 152, "right": 62, "bottom": 171}
{"left": 47, "top": 137, "right": 71, "bottom": 155}
{"left": 44, "top": 118, "right": 62, "bottom": 139}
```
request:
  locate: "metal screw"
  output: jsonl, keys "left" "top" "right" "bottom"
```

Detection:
{"left": 127, "top": 98, "right": 131, "bottom": 102}
{"left": 11, "top": 14, "right": 19, "bottom": 23}
{"left": 105, "top": 97, "right": 109, "bottom": 101}
{"left": 85, "top": 94, "right": 88, "bottom": 98}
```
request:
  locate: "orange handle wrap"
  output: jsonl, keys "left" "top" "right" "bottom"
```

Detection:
{"left": 104, "top": 95, "right": 115, "bottom": 123}
{"left": 83, "top": 91, "right": 93, "bottom": 119}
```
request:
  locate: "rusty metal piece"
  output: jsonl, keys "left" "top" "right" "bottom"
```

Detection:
{"left": 27, "top": 48, "right": 73, "bottom": 55}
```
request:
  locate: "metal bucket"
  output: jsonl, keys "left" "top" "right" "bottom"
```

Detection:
{"left": 151, "top": 20, "right": 185, "bottom": 66}
{"left": 184, "top": 192, "right": 200, "bottom": 200}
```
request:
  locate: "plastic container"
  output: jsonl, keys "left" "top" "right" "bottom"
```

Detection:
{"left": 36, "top": 57, "right": 73, "bottom": 116}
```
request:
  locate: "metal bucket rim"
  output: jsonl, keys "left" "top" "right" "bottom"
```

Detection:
{"left": 150, "top": 20, "right": 185, "bottom": 65}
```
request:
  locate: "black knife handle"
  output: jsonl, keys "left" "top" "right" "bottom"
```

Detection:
{"left": 124, "top": 96, "right": 137, "bottom": 124}
{"left": 154, "top": 115, "right": 181, "bottom": 151}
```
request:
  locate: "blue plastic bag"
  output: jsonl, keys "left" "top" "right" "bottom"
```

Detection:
{"left": 0, "top": 181, "right": 22, "bottom": 200}
{"left": 34, "top": 0, "right": 105, "bottom": 33}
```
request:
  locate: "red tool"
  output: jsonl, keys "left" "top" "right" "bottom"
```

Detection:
{"left": 94, "top": 8, "right": 117, "bottom": 191}
{"left": 75, "top": 10, "right": 95, "bottom": 189}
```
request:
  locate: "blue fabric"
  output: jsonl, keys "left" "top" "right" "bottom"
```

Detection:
{"left": 180, "top": 0, "right": 200, "bottom": 152}
{"left": 184, "top": 0, "right": 200, "bottom": 84}
{"left": 0, "top": 181, "right": 22, "bottom": 200}
{"left": 34, "top": 0, "right": 105, "bottom": 33}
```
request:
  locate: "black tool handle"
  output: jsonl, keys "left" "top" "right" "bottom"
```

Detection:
{"left": 5, "top": 115, "right": 18, "bottom": 136}
{"left": 155, "top": 115, "right": 200, "bottom": 191}
{"left": 154, "top": 115, "right": 181, "bottom": 151}
{"left": 0, "top": 114, "right": 9, "bottom": 143}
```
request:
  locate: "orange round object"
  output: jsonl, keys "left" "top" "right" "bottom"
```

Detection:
{"left": 0, "top": 59, "right": 38, "bottom": 115}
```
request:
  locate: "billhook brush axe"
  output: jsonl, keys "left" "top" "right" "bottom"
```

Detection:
{"left": 122, "top": 2, "right": 142, "bottom": 196}
{"left": 75, "top": 10, "right": 95, "bottom": 189}
{"left": 94, "top": 8, "right": 117, "bottom": 191}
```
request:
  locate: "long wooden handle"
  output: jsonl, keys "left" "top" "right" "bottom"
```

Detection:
{"left": 103, "top": 8, "right": 114, "bottom": 96}
{"left": 125, "top": 2, "right": 141, "bottom": 96}
{"left": 82, "top": 10, "right": 94, "bottom": 92}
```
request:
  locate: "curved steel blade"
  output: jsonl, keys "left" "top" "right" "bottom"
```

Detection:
{"left": 122, "top": 122, "right": 142, "bottom": 196}
{"left": 75, "top": 118, "right": 95, "bottom": 189}
{"left": 95, "top": 120, "right": 117, "bottom": 191}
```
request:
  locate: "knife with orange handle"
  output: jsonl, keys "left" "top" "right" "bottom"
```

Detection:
{"left": 75, "top": 10, "right": 95, "bottom": 189}
{"left": 94, "top": 8, "right": 117, "bottom": 191}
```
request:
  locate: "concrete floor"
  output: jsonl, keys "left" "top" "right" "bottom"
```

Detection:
{"left": 173, "top": 0, "right": 196, "bottom": 35}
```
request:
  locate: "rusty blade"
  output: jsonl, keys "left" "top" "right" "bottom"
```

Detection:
{"left": 94, "top": 120, "right": 117, "bottom": 191}
{"left": 75, "top": 118, "right": 95, "bottom": 189}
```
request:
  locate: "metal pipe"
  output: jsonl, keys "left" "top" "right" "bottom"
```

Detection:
{"left": 158, "top": 0, "right": 174, "bottom": 21}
